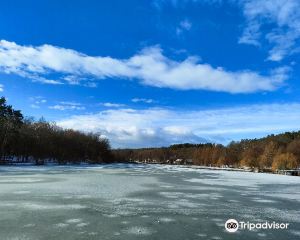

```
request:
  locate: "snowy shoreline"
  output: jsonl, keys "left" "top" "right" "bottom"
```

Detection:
{"left": 1, "top": 162, "right": 299, "bottom": 177}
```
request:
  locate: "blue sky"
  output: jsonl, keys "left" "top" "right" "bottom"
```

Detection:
{"left": 1, "top": 0, "right": 300, "bottom": 148}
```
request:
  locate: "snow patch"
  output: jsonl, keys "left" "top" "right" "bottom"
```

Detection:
{"left": 123, "top": 226, "right": 155, "bottom": 235}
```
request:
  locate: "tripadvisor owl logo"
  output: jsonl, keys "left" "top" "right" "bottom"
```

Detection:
{"left": 225, "top": 219, "right": 239, "bottom": 233}
{"left": 224, "top": 219, "right": 289, "bottom": 232}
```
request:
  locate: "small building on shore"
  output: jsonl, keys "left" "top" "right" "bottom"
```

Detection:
{"left": 174, "top": 159, "right": 184, "bottom": 165}
{"left": 185, "top": 159, "right": 193, "bottom": 165}
{"left": 276, "top": 169, "right": 300, "bottom": 176}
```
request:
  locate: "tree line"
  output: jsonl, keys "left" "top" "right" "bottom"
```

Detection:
{"left": 0, "top": 97, "right": 113, "bottom": 164}
{"left": 113, "top": 133, "right": 300, "bottom": 171}
{"left": 2, "top": 96, "right": 300, "bottom": 170}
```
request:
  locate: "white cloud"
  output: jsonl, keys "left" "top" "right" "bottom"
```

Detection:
{"left": 30, "top": 104, "right": 40, "bottom": 109}
{"left": 0, "top": 40, "right": 289, "bottom": 93}
{"left": 0, "top": 84, "right": 3, "bottom": 92}
{"left": 57, "top": 103, "right": 300, "bottom": 148}
{"left": 237, "top": 0, "right": 300, "bottom": 61}
{"left": 176, "top": 19, "right": 192, "bottom": 35}
{"left": 49, "top": 102, "right": 85, "bottom": 111}
{"left": 29, "top": 96, "right": 47, "bottom": 108}
{"left": 100, "top": 102, "right": 126, "bottom": 108}
{"left": 155, "top": 0, "right": 300, "bottom": 61}
{"left": 180, "top": 19, "right": 192, "bottom": 30}
{"left": 131, "top": 98, "right": 154, "bottom": 104}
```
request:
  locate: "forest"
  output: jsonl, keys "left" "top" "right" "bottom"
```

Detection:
{"left": 1, "top": 96, "right": 300, "bottom": 171}
{"left": 0, "top": 97, "right": 113, "bottom": 164}
{"left": 113, "top": 134, "right": 300, "bottom": 171}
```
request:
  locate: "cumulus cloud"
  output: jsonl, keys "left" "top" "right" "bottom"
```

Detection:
{"left": 57, "top": 103, "right": 300, "bottom": 148}
{"left": 49, "top": 102, "right": 85, "bottom": 111}
{"left": 0, "top": 84, "right": 3, "bottom": 92}
{"left": 0, "top": 40, "right": 289, "bottom": 93}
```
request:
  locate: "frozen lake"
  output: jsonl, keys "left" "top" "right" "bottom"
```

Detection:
{"left": 0, "top": 164, "right": 299, "bottom": 240}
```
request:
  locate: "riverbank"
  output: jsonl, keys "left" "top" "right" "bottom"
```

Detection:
{"left": 1, "top": 161, "right": 299, "bottom": 176}
{"left": 149, "top": 163, "right": 300, "bottom": 176}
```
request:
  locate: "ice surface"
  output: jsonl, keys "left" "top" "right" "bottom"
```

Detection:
{"left": 0, "top": 164, "right": 299, "bottom": 240}
{"left": 123, "top": 226, "right": 155, "bottom": 235}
